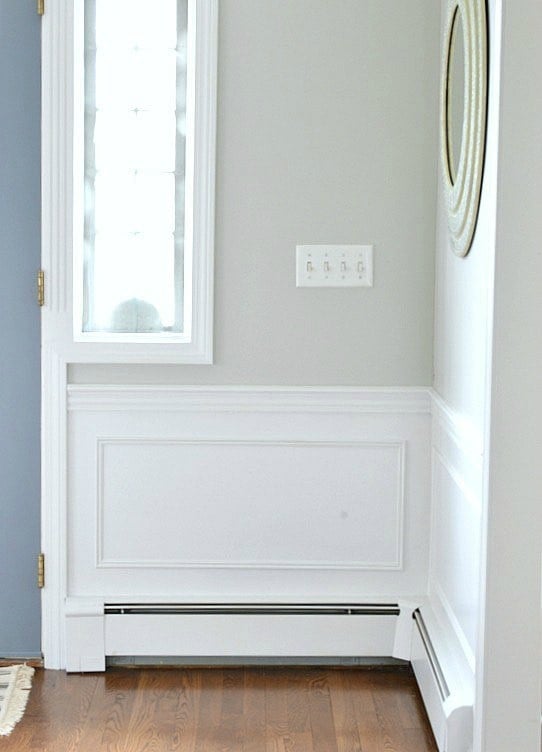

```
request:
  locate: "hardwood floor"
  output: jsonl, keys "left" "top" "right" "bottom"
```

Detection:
{"left": 2, "top": 667, "right": 437, "bottom": 751}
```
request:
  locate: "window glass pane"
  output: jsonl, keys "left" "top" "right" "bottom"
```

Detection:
{"left": 94, "top": 112, "right": 177, "bottom": 172}
{"left": 92, "top": 233, "right": 176, "bottom": 332}
{"left": 84, "top": 0, "right": 187, "bottom": 335}
{"left": 94, "top": 173, "right": 176, "bottom": 235}
{"left": 95, "top": 50, "right": 178, "bottom": 111}
{"left": 95, "top": 0, "right": 178, "bottom": 50}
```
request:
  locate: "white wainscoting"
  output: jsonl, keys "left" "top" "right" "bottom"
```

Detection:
{"left": 61, "top": 386, "right": 432, "bottom": 669}
{"left": 429, "top": 393, "right": 483, "bottom": 676}
{"left": 413, "top": 391, "right": 485, "bottom": 752}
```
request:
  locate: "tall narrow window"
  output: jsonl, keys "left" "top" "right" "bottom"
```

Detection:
{"left": 43, "top": 0, "right": 215, "bottom": 362}
{"left": 82, "top": 0, "right": 197, "bottom": 340}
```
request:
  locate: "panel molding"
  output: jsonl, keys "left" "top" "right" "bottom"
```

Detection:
{"left": 95, "top": 437, "right": 405, "bottom": 571}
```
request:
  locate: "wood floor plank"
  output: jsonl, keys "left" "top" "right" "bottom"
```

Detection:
{"left": 370, "top": 674, "right": 410, "bottom": 752}
{"left": 120, "top": 668, "right": 199, "bottom": 752}
{"left": 218, "top": 668, "right": 245, "bottom": 752}
{"left": 345, "top": 670, "right": 388, "bottom": 752}
{"left": 1, "top": 666, "right": 437, "bottom": 752}
{"left": 327, "top": 671, "right": 362, "bottom": 752}
{"left": 307, "top": 669, "right": 339, "bottom": 752}
{"left": 285, "top": 668, "right": 310, "bottom": 735}
{"left": 264, "top": 668, "right": 312, "bottom": 752}
{"left": 77, "top": 669, "right": 139, "bottom": 752}
{"left": 193, "top": 667, "right": 223, "bottom": 752}
{"left": 243, "top": 666, "right": 266, "bottom": 752}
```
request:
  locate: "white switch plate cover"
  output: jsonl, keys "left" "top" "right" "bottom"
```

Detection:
{"left": 296, "top": 245, "right": 374, "bottom": 288}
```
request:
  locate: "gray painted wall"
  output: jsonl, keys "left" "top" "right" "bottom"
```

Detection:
{"left": 0, "top": 1, "right": 41, "bottom": 656}
{"left": 71, "top": 0, "right": 440, "bottom": 387}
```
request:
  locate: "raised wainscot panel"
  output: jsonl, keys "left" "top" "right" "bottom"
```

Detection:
{"left": 97, "top": 438, "right": 404, "bottom": 570}
{"left": 67, "top": 386, "right": 431, "bottom": 601}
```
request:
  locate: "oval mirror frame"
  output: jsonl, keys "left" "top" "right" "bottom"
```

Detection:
{"left": 441, "top": 0, "right": 488, "bottom": 257}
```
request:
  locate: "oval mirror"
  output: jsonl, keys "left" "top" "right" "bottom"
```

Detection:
{"left": 440, "top": 0, "right": 488, "bottom": 257}
{"left": 446, "top": 8, "right": 466, "bottom": 185}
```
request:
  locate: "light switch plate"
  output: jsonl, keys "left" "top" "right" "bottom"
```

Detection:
{"left": 296, "top": 245, "right": 373, "bottom": 288}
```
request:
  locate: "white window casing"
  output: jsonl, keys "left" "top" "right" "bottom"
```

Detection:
{"left": 42, "top": 0, "right": 217, "bottom": 363}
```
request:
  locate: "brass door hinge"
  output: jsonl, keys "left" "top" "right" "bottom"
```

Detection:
{"left": 37, "top": 270, "right": 45, "bottom": 307}
{"left": 38, "top": 553, "right": 45, "bottom": 589}
{"left": 37, "top": 0, "right": 45, "bottom": 16}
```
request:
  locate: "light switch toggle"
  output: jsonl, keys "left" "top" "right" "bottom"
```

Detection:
{"left": 296, "top": 245, "right": 373, "bottom": 288}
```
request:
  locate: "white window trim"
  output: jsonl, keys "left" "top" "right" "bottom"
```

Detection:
{"left": 42, "top": 0, "right": 217, "bottom": 364}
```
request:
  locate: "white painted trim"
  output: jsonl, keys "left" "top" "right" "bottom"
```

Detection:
{"left": 68, "top": 385, "right": 433, "bottom": 413}
{"left": 429, "top": 391, "right": 482, "bottom": 679}
{"left": 42, "top": 0, "right": 217, "bottom": 365}
{"left": 40, "top": 347, "right": 68, "bottom": 670}
{"left": 65, "top": 599, "right": 105, "bottom": 673}
{"left": 432, "top": 446, "right": 481, "bottom": 512}
{"left": 431, "top": 580, "right": 476, "bottom": 674}
{"left": 94, "top": 438, "right": 405, "bottom": 571}
{"left": 425, "top": 389, "right": 481, "bottom": 746}
{"left": 431, "top": 390, "right": 484, "bottom": 460}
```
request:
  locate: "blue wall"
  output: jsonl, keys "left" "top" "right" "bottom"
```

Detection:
{"left": 0, "top": 1, "right": 41, "bottom": 656}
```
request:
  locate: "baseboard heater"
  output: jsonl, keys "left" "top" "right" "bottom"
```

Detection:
{"left": 411, "top": 608, "right": 474, "bottom": 752}
{"left": 100, "top": 602, "right": 401, "bottom": 663}
{"left": 412, "top": 609, "right": 450, "bottom": 701}
{"left": 104, "top": 603, "right": 400, "bottom": 616}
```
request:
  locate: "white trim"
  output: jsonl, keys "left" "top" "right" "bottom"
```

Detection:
{"left": 42, "top": 0, "right": 217, "bottom": 365}
{"left": 67, "top": 385, "right": 433, "bottom": 413}
{"left": 432, "top": 446, "right": 481, "bottom": 512}
{"left": 94, "top": 438, "right": 405, "bottom": 571}
{"left": 431, "top": 580, "right": 476, "bottom": 673}
{"left": 431, "top": 390, "right": 484, "bottom": 460}
{"left": 40, "top": 346, "right": 68, "bottom": 670}
{"left": 427, "top": 390, "right": 481, "bottom": 713}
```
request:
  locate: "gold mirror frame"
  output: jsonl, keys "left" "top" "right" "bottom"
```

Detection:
{"left": 441, "top": 0, "right": 488, "bottom": 257}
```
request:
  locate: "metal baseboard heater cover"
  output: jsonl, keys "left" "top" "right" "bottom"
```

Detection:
{"left": 67, "top": 602, "right": 403, "bottom": 671}
{"left": 104, "top": 603, "right": 401, "bottom": 616}
{"left": 413, "top": 608, "right": 450, "bottom": 701}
